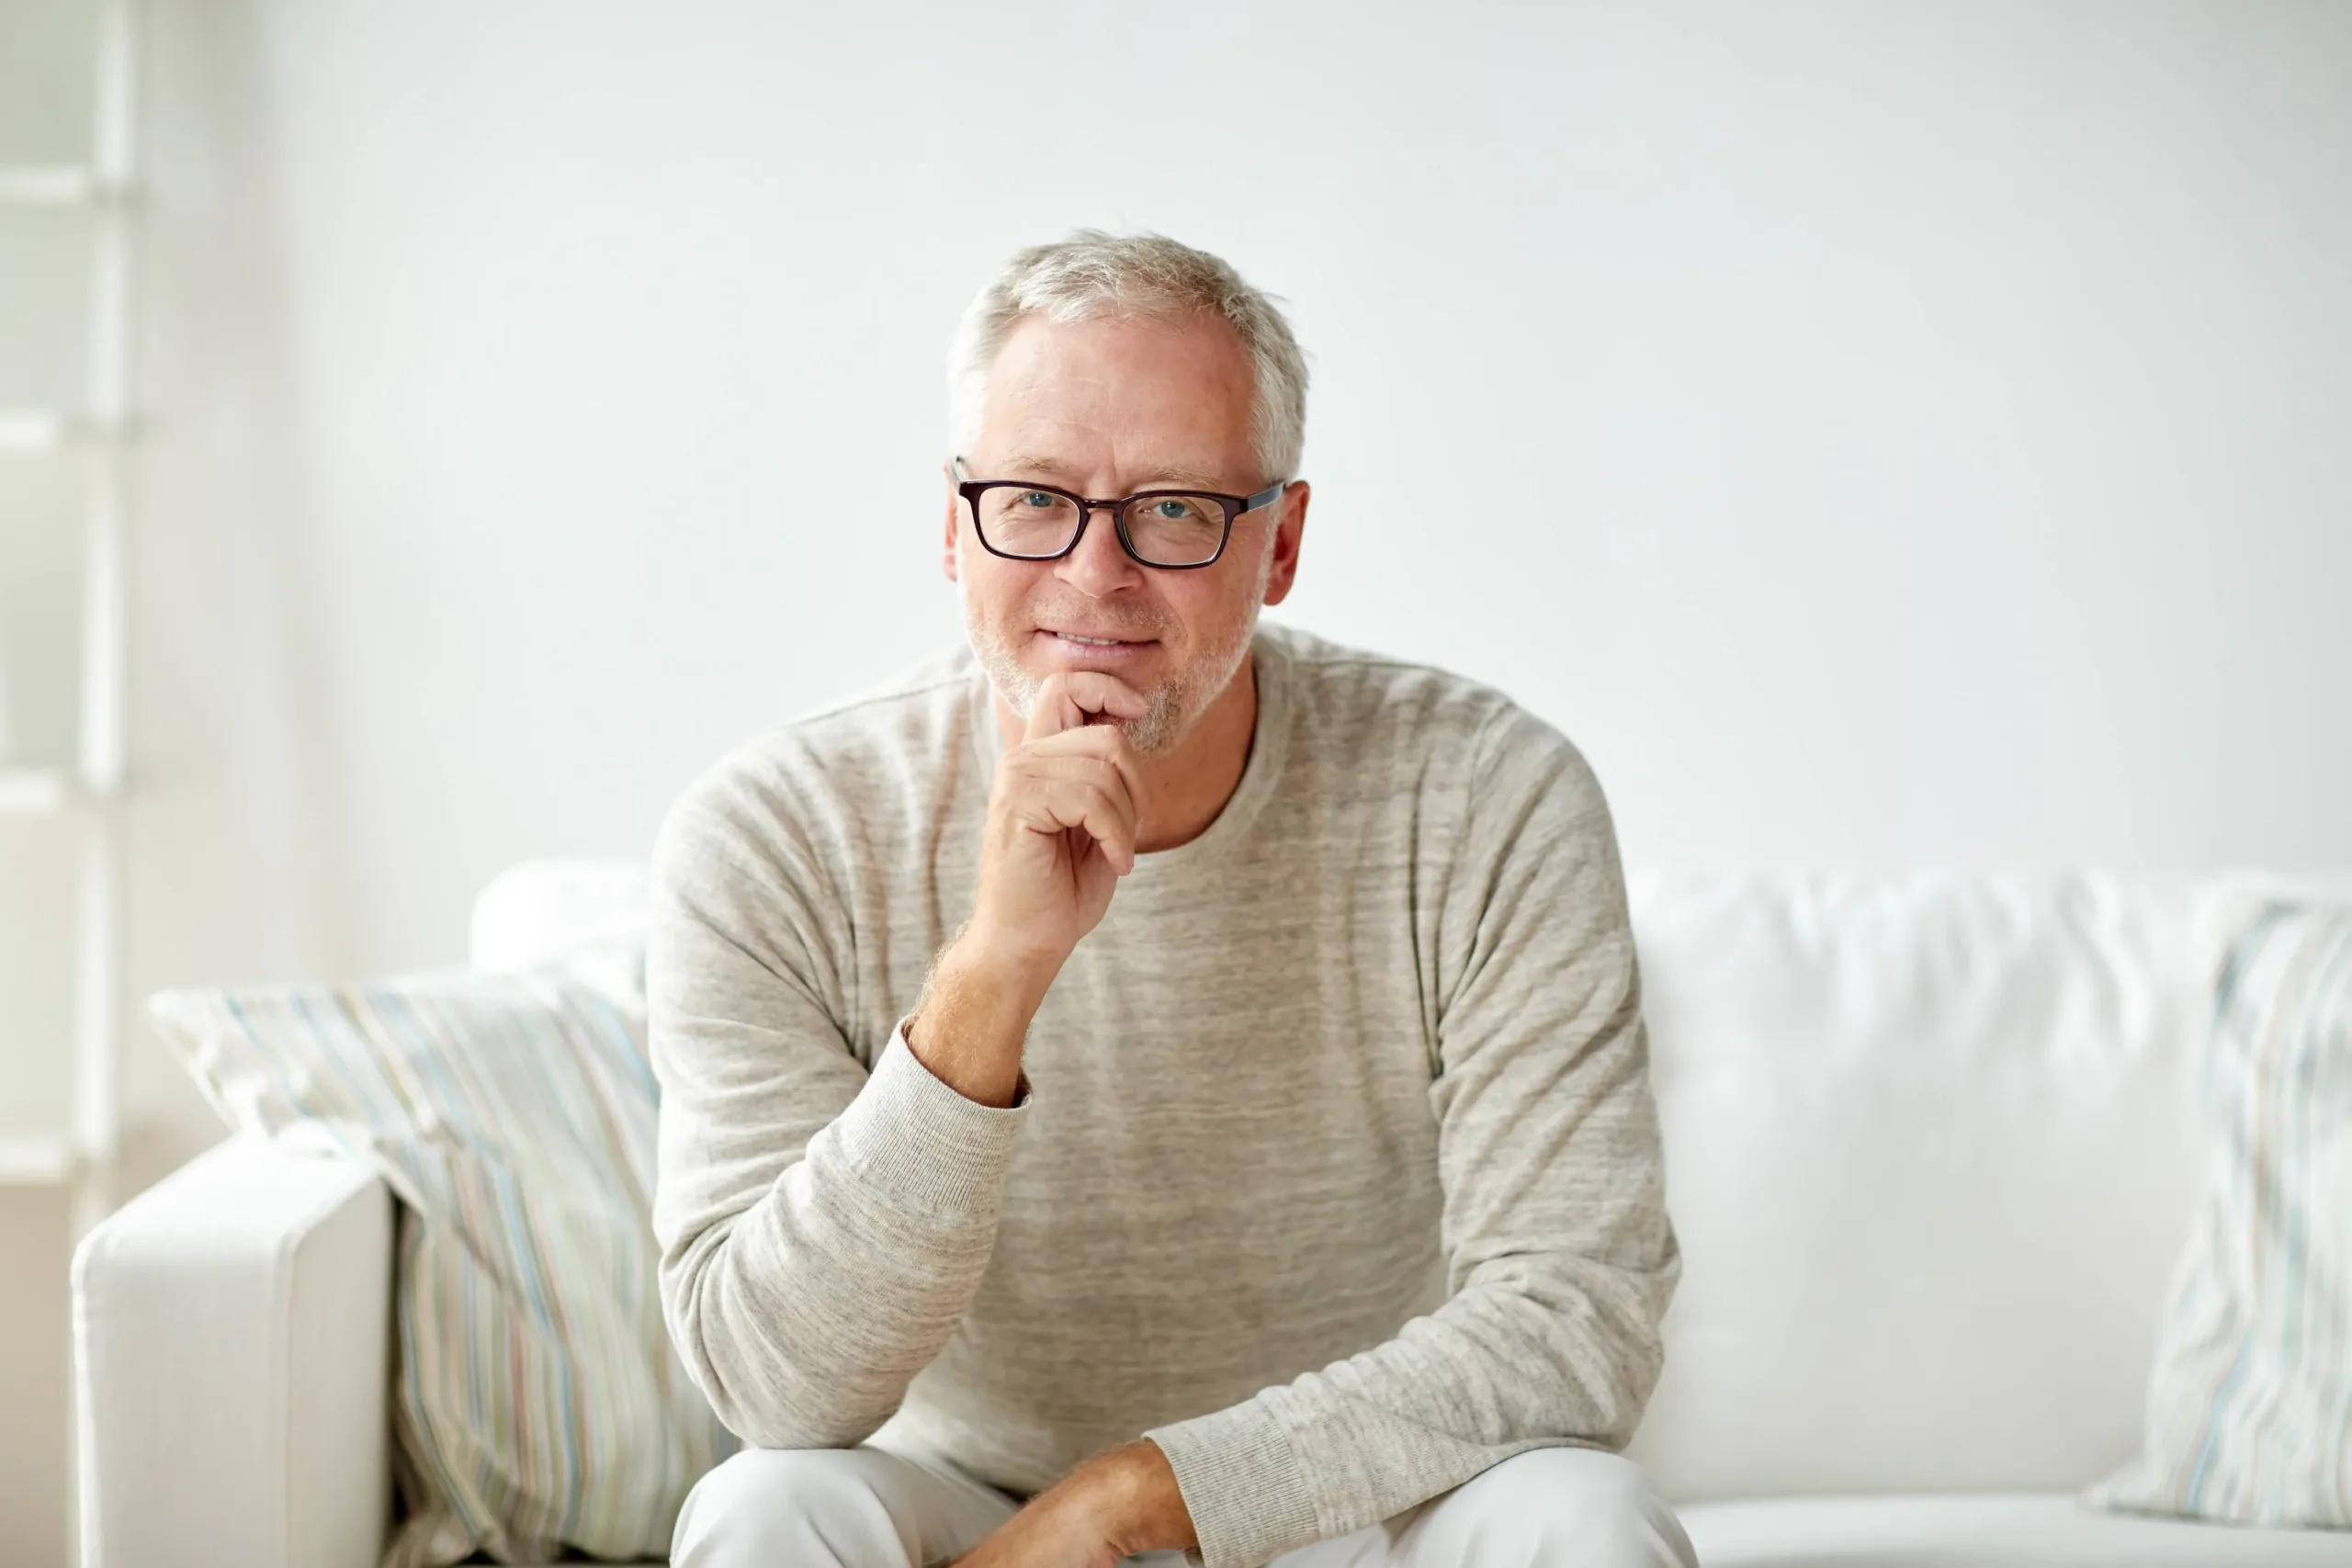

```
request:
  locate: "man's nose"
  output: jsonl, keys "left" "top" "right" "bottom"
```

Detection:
{"left": 1054, "top": 503, "right": 1147, "bottom": 597}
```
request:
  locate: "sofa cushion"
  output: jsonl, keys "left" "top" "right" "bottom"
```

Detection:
{"left": 150, "top": 964, "right": 736, "bottom": 1568}
{"left": 1623, "top": 871, "right": 2217, "bottom": 1500}
{"left": 1683, "top": 1494, "right": 2352, "bottom": 1566}
{"left": 469, "top": 859, "right": 650, "bottom": 984}
{"left": 2091, "top": 897, "right": 2352, "bottom": 1527}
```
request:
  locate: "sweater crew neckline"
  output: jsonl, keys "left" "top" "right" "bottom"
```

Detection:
{"left": 961, "top": 624, "right": 1295, "bottom": 879}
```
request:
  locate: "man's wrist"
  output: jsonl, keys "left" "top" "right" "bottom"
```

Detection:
{"left": 905, "top": 928, "right": 1060, "bottom": 1108}
{"left": 942, "top": 919, "right": 1067, "bottom": 1003}
{"left": 1078, "top": 1439, "right": 1197, "bottom": 1557}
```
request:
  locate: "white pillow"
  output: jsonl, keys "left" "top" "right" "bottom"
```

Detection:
{"left": 151, "top": 960, "right": 737, "bottom": 1566}
{"left": 2089, "top": 899, "right": 2352, "bottom": 1529}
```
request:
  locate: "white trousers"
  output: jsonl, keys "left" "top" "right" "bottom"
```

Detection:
{"left": 673, "top": 1443, "right": 1699, "bottom": 1568}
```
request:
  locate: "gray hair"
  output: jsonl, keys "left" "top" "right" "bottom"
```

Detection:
{"left": 948, "top": 230, "right": 1309, "bottom": 484}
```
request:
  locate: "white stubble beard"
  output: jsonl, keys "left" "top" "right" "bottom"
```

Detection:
{"left": 958, "top": 536, "right": 1271, "bottom": 757}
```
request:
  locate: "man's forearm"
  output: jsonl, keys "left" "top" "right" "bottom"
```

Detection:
{"left": 1091, "top": 1440, "right": 1199, "bottom": 1555}
{"left": 659, "top": 1021, "right": 1033, "bottom": 1449}
{"left": 946, "top": 1439, "right": 1197, "bottom": 1568}
{"left": 906, "top": 928, "right": 1057, "bottom": 1108}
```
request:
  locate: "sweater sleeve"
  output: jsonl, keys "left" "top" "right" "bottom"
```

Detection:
{"left": 1143, "top": 705, "right": 1681, "bottom": 1568}
{"left": 646, "top": 761, "right": 1027, "bottom": 1450}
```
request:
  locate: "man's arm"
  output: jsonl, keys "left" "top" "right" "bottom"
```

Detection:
{"left": 649, "top": 671, "right": 1155, "bottom": 1450}
{"left": 647, "top": 769, "right": 1034, "bottom": 1449}
{"left": 1136, "top": 705, "right": 1681, "bottom": 1568}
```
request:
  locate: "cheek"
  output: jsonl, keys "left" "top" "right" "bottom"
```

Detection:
{"left": 966, "top": 558, "right": 1048, "bottom": 623}
{"left": 1163, "top": 580, "right": 1253, "bottom": 649}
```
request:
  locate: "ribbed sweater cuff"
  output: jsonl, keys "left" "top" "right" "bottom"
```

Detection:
{"left": 825, "top": 1022, "right": 1027, "bottom": 1218}
{"left": 1144, "top": 1397, "right": 1321, "bottom": 1568}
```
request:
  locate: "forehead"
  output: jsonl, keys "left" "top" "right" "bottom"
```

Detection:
{"left": 978, "top": 311, "right": 1257, "bottom": 478}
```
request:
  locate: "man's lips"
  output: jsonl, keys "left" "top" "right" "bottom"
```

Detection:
{"left": 1037, "top": 628, "right": 1156, "bottom": 649}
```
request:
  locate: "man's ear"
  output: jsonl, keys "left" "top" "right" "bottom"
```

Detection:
{"left": 941, "top": 460, "right": 961, "bottom": 583}
{"left": 1261, "top": 479, "right": 1309, "bottom": 607}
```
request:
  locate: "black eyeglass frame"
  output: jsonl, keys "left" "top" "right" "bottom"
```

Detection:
{"left": 952, "top": 456, "right": 1287, "bottom": 570}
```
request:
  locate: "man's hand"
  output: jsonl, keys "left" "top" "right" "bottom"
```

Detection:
{"left": 972, "top": 671, "right": 1150, "bottom": 964}
{"left": 944, "top": 1440, "right": 1196, "bottom": 1568}
{"left": 907, "top": 672, "right": 1148, "bottom": 1107}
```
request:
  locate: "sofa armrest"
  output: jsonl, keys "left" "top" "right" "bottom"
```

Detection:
{"left": 72, "top": 1135, "right": 394, "bottom": 1568}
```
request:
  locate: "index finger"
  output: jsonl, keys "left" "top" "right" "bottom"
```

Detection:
{"left": 1024, "top": 671, "right": 1151, "bottom": 742}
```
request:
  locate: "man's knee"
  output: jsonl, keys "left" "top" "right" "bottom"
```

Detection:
{"left": 672, "top": 1447, "right": 921, "bottom": 1568}
{"left": 1419, "top": 1447, "right": 1697, "bottom": 1568}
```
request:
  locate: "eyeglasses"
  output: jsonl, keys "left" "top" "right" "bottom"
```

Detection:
{"left": 953, "top": 457, "right": 1285, "bottom": 570}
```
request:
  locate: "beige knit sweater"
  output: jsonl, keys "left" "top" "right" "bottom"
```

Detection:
{"left": 646, "top": 621, "right": 1679, "bottom": 1568}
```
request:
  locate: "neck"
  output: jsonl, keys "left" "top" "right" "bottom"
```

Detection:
{"left": 996, "top": 656, "right": 1258, "bottom": 855}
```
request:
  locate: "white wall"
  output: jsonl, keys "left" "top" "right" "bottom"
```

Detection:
{"left": 6, "top": 1, "right": 2351, "bottom": 1560}
{"left": 136, "top": 0, "right": 2352, "bottom": 993}
{"left": 142, "top": 0, "right": 2352, "bottom": 987}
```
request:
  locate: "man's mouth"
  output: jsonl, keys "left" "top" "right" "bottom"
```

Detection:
{"left": 1044, "top": 630, "right": 1150, "bottom": 648}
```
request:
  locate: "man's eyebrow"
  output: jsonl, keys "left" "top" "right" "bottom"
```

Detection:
{"left": 1132, "top": 466, "right": 1232, "bottom": 491}
{"left": 991, "top": 454, "right": 1235, "bottom": 491}
{"left": 991, "top": 453, "right": 1073, "bottom": 479}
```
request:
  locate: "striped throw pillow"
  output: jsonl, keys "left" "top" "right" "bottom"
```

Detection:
{"left": 152, "top": 963, "right": 739, "bottom": 1566}
{"left": 2088, "top": 899, "right": 2352, "bottom": 1528}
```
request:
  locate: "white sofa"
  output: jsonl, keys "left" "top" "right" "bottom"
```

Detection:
{"left": 72, "top": 861, "right": 2352, "bottom": 1568}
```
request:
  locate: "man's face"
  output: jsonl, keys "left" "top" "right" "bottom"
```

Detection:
{"left": 943, "top": 311, "right": 1306, "bottom": 755}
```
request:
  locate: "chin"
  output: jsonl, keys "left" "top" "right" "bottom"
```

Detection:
{"left": 1115, "top": 697, "right": 1188, "bottom": 757}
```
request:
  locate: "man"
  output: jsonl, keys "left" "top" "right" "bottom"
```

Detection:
{"left": 650, "top": 231, "right": 1694, "bottom": 1568}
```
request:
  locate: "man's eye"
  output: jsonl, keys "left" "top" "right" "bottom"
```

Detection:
{"left": 1019, "top": 491, "right": 1059, "bottom": 510}
{"left": 1153, "top": 500, "right": 1198, "bottom": 520}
